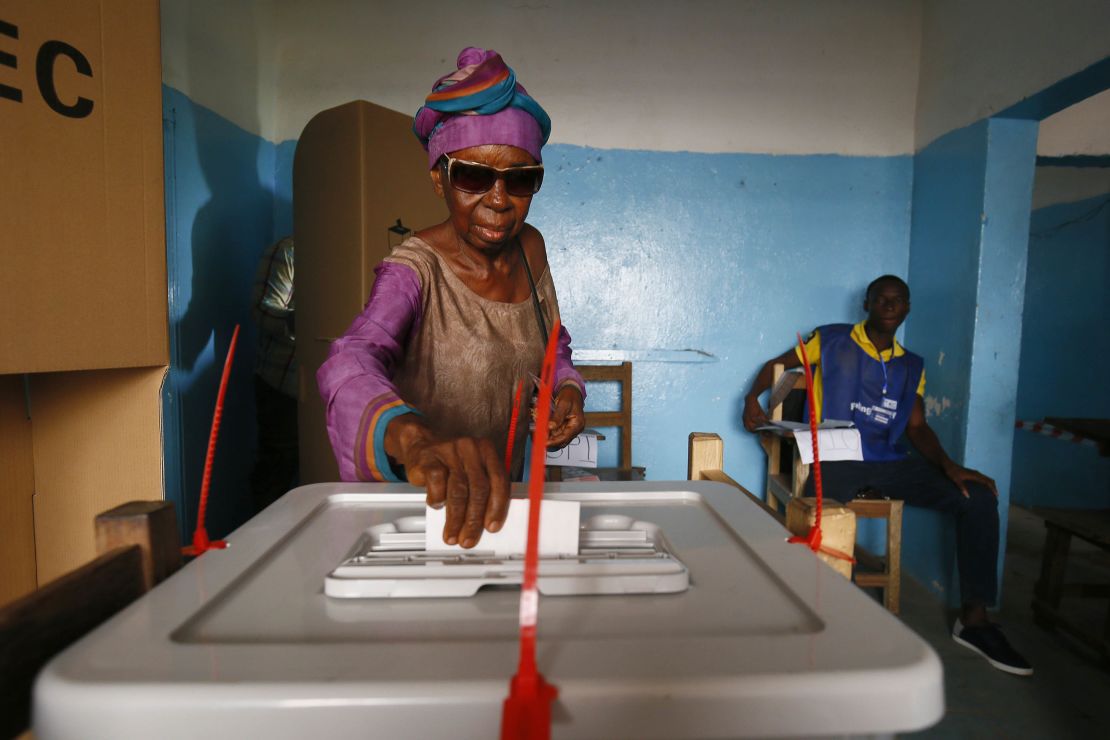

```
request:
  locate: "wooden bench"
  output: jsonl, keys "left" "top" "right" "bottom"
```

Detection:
{"left": 0, "top": 501, "right": 180, "bottom": 738}
{"left": 1032, "top": 507, "right": 1110, "bottom": 661}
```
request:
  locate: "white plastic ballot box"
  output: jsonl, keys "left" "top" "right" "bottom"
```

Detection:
{"left": 34, "top": 482, "right": 943, "bottom": 739}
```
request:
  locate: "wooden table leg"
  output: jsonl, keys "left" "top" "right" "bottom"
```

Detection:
{"left": 885, "top": 502, "right": 903, "bottom": 615}
{"left": 1033, "top": 522, "right": 1071, "bottom": 631}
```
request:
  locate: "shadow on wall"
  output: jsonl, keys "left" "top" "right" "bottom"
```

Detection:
{"left": 164, "top": 2, "right": 290, "bottom": 540}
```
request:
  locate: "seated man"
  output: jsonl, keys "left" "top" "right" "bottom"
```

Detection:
{"left": 742, "top": 275, "right": 1032, "bottom": 676}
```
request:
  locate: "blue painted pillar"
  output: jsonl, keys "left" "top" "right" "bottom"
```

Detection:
{"left": 905, "top": 117, "right": 1038, "bottom": 603}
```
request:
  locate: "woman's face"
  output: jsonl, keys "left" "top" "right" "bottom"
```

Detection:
{"left": 431, "top": 144, "right": 537, "bottom": 251}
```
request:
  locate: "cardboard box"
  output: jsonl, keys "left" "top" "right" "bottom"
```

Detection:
{"left": 0, "top": 0, "right": 167, "bottom": 604}
{"left": 0, "top": 377, "right": 37, "bottom": 602}
{"left": 0, "top": 368, "right": 167, "bottom": 604}
{"left": 0, "top": 0, "right": 167, "bottom": 373}
{"left": 294, "top": 101, "right": 446, "bottom": 482}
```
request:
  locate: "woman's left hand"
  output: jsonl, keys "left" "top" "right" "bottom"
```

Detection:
{"left": 547, "top": 385, "right": 585, "bottom": 448}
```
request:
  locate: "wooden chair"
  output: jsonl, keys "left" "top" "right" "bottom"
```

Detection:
{"left": 762, "top": 365, "right": 807, "bottom": 507}
{"left": 579, "top": 362, "right": 633, "bottom": 468}
{"left": 0, "top": 501, "right": 181, "bottom": 738}
{"left": 552, "top": 362, "right": 644, "bottom": 481}
{"left": 760, "top": 364, "right": 904, "bottom": 614}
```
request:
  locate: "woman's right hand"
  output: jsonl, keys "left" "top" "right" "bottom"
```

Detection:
{"left": 385, "top": 415, "right": 510, "bottom": 549}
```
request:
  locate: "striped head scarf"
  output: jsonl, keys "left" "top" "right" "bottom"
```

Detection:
{"left": 413, "top": 47, "right": 551, "bottom": 169}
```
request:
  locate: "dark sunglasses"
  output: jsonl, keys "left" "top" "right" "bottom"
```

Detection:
{"left": 440, "top": 156, "right": 544, "bottom": 197}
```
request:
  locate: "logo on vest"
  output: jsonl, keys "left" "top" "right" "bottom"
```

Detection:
{"left": 851, "top": 399, "right": 898, "bottom": 426}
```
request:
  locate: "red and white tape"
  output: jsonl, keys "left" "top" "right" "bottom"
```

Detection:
{"left": 1014, "top": 420, "right": 1099, "bottom": 450}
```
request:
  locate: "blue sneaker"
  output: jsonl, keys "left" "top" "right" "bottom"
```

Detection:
{"left": 952, "top": 619, "right": 1033, "bottom": 676}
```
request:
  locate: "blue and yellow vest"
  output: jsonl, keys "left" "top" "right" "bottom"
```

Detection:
{"left": 805, "top": 323, "right": 924, "bottom": 462}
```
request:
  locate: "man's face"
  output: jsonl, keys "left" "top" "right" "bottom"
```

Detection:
{"left": 864, "top": 280, "right": 910, "bottom": 333}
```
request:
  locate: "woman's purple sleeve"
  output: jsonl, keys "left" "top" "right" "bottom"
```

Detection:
{"left": 554, "top": 325, "right": 586, "bottom": 399}
{"left": 316, "top": 262, "right": 423, "bottom": 482}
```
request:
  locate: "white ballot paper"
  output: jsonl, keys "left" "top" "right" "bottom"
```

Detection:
{"left": 544, "top": 432, "right": 599, "bottom": 468}
{"left": 793, "top": 428, "right": 864, "bottom": 465}
{"left": 425, "top": 498, "right": 581, "bottom": 556}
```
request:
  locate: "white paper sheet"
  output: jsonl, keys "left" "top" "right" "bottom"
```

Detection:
{"left": 544, "top": 432, "right": 599, "bottom": 468}
{"left": 424, "top": 499, "right": 580, "bottom": 556}
{"left": 792, "top": 428, "right": 864, "bottom": 465}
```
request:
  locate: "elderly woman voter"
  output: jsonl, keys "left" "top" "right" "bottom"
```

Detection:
{"left": 318, "top": 48, "right": 586, "bottom": 549}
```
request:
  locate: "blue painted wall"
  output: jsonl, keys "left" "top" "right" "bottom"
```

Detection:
{"left": 162, "top": 85, "right": 291, "bottom": 539}
{"left": 1012, "top": 191, "right": 1110, "bottom": 509}
{"left": 964, "top": 119, "right": 1038, "bottom": 489}
{"left": 906, "top": 121, "right": 989, "bottom": 454}
{"left": 533, "top": 146, "right": 913, "bottom": 491}
{"left": 273, "top": 140, "right": 297, "bottom": 237}
{"left": 906, "top": 118, "right": 1038, "bottom": 602}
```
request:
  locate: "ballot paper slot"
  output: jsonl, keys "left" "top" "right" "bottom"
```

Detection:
{"left": 325, "top": 514, "right": 689, "bottom": 598}
{"left": 370, "top": 528, "right": 650, "bottom": 553}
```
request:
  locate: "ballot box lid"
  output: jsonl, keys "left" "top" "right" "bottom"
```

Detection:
{"left": 35, "top": 482, "right": 943, "bottom": 739}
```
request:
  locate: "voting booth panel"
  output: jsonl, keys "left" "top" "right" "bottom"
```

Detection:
{"left": 0, "top": 380, "right": 38, "bottom": 603}
{"left": 0, "top": 0, "right": 167, "bottom": 606}
{"left": 0, "top": 0, "right": 167, "bottom": 374}
{"left": 0, "top": 366, "right": 168, "bottom": 607}
{"left": 294, "top": 100, "right": 446, "bottom": 483}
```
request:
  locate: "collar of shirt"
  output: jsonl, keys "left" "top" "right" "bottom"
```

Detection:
{"left": 850, "top": 320, "right": 905, "bottom": 362}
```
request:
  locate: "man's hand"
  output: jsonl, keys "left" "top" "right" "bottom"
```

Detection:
{"left": 547, "top": 385, "right": 585, "bottom": 448}
{"left": 742, "top": 395, "right": 769, "bottom": 432}
{"left": 742, "top": 350, "right": 803, "bottom": 432}
{"left": 906, "top": 397, "right": 997, "bottom": 498}
{"left": 388, "top": 416, "right": 510, "bottom": 548}
{"left": 942, "top": 459, "right": 998, "bottom": 498}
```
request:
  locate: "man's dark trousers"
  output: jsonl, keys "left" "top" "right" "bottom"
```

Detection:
{"left": 804, "top": 457, "right": 998, "bottom": 605}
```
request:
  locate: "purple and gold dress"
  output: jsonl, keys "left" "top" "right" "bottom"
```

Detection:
{"left": 317, "top": 236, "right": 583, "bottom": 481}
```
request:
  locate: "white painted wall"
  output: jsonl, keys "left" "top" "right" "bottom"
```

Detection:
{"left": 163, "top": 1, "right": 1110, "bottom": 156}
{"left": 915, "top": 0, "right": 1110, "bottom": 150}
{"left": 1032, "top": 167, "right": 1110, "bottom": 210}
{"left": 1032, "top": 86, "right": 1110, "bottom": 208}
{"left": 161, "top": 0, "right": 278, "bottom": 139}
{"left": 1038, "top": 88, "right": 1110, "bottom": 156}
{"left": 165, "top": 0, "right": 922, "bottom": 155}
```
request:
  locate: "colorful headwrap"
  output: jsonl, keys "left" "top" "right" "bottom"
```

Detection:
{"left": 413, "top": 47, "right": 551, "bottom": 169}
